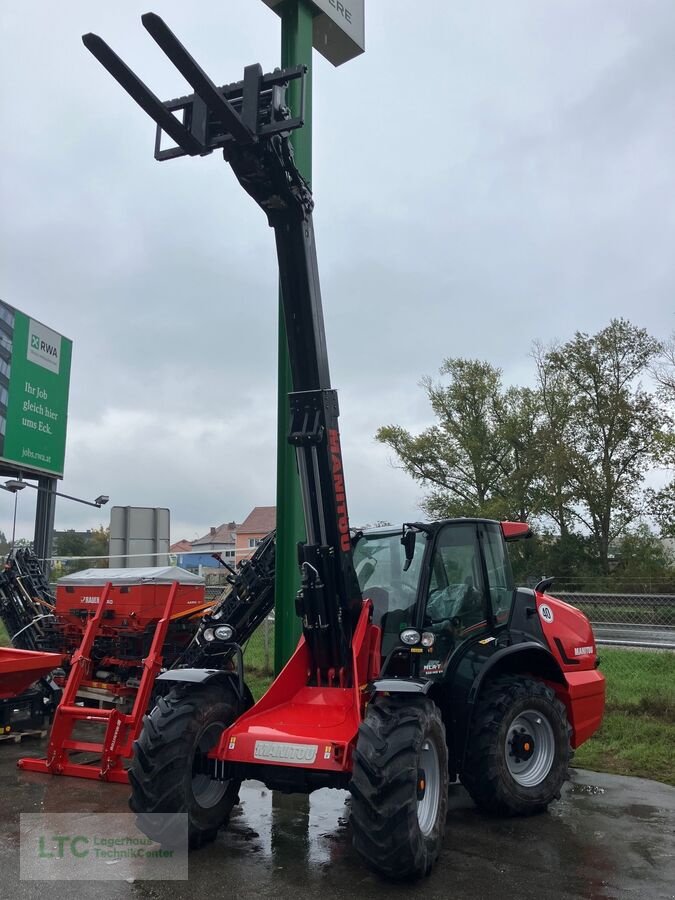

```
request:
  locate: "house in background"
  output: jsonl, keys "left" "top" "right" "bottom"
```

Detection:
{"left": 173, "top": 522, "right": 239, "bottom": 573}
{"left": 236, "top": 506, "right": 276, "bottom": 561}
{"left": 192, "top": 522, "right": 239, "bottom": 558}
{"left": 170, "top": 509, "right": 276, "bottom": 573}
{"left": 169, "top": 539, "right": 192, "bottom": 555}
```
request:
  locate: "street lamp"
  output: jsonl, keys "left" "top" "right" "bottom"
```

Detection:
{"left": 4, "top": 479, "right": 26, "bottom": 548}
{"left": 3, "top": 480, "right": 26, "bottom": 493}
{"left": 2, "top": 479, "right": 110, "bottom": 508}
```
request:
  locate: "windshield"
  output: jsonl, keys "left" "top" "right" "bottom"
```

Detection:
{"left": 353, "top": 529, "right": 427, "bottom": 655}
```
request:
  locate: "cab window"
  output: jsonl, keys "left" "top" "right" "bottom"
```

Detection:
{"left": 424, "top": 524, "right": 488, "bottom": 638}
{"left": 481, "top": 523, "right": 514, "bottom": 625}
{"left": 353, "top": 530, "right": 427, "bottom": 657}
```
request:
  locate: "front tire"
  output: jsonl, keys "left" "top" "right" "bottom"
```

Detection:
{"left": 349, "top": 696, "right": 448, "bottom": 880}
{"left": 129, "top": 683, "right": 241, "bottom": 848}
{"left": 461, "top": 675, "right": 570, "bottom": 816}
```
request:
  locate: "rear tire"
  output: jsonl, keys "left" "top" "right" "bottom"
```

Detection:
{"left": 349, "top": 695, "right": 448, "bottom": 880}
{"left": 129, "top": 683, "right": 241, "bottom": 848}
{"left": 461, "top": 675, "right": 570, "bottom": 816}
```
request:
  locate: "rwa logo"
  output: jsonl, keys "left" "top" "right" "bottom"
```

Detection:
{"left": 31, "top": 334, "right": 57, "bottom": 357}
{"left": 27, "top": 319, "right": 61, "bottom": 375}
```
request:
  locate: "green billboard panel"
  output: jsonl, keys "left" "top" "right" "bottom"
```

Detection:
{"left": 0, "top": 300, "right": 72, "bottom": 478}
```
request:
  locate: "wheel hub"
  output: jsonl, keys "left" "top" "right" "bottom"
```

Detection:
{"left": 417, "top": 768, "right": 426, "bottom": 801}
{"left": 505, "top": 709, "right": 555, "bottom": 787}
{"left": 416, "top": 740, "right": 440, "bottom": 836}
{"left": 509, "top": 731, "right": 535, "bottom": 762}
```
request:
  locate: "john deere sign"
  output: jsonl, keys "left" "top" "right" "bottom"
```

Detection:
{"left": 261, "top": 0, "right": 365, "bottom": 66}
{"left": 0, "top": 300, "right": 72, "bottom": 478}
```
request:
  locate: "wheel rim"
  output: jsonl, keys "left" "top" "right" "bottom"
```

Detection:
{"left": 505, "top": 709, "right": 555, "bottom": 787}
{"left": 191, "top": 721, "right": 227, "bottom": 808}
{"left": 417, "top": 737, "right": 441, "bottom": 836}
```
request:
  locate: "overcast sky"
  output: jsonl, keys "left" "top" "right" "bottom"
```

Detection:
{"left": 1, "top": 0, "right": 673, "bottom": 547}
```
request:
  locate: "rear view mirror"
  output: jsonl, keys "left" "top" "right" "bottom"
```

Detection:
{"left": 500, "top": 521, "right": 532, "bottom": 542}
{"left": 401, "top": 527, "right": 416, "bottom": 572}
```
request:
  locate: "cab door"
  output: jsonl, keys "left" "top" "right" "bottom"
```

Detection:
{"left": 420, "top": 522, "right": 493, "bottom": 676}
{"left": 478, "top": 521, "right": 516, "bottom": 630}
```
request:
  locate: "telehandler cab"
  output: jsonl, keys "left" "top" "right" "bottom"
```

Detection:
{"left": 84, "top": 15, "right": 605, "bottom": 879}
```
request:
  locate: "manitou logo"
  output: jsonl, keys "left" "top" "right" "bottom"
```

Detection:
{"left": 254, "top": 741, "right": 318, "bottom": 764}
{"left": 27, "top": 319, "right": 61, "bottom": 374}
{"left": 328, "top": 428, "right": 351, "bottom": 552}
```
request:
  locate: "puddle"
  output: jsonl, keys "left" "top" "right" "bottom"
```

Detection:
{"left": 229, "top": 781, "right": 350, "bottom": 866}
{"left": 569, "top": 783, "right": 606, "bottom": 796}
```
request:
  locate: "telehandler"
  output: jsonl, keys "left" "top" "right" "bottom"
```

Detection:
{"left": 83, "top": 16, "right": 605, "bottom": 879}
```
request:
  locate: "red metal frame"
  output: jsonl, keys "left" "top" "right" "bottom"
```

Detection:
{"left": 0, "top": 648, "right": 64, "bottom": 700}
{"left": 18, "top": 581, "right": 180, "bottom": 782}
{"left": 211, "top": 601, "right": 381, "bottom": 773}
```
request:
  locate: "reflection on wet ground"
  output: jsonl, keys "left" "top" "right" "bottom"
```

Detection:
{"left": 227, "top": 785, "right": 350, "bottom": 867}
{"left": 2, "top": 735, "right": 674, "bottom": 900}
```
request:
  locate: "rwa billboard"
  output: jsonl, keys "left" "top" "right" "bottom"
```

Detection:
{"left": 0, "top": 300, "right": 72, "bottom": 478}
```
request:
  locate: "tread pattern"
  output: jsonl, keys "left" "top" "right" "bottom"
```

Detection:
{"left": 349, "top": 696, "right": 448, "bottom": 880}
{"left": 129, "top": 684, "right": 240, "bottom": 848}
{"left": 461, "top": 675, "right": 571, "bottom": 816}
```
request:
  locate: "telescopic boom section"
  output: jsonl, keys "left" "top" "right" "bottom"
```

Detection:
{"left": 82, "top": 15, "right": 362, "bottom": 684}
{"left": 222, "top": 135, "right": 364, "bottom": 680}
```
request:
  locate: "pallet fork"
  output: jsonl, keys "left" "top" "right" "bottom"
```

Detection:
{"left": 19, "top": 581, "right": 180, "bottom": 782}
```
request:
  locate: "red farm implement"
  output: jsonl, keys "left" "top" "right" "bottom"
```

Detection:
{"left": 0, "top": 647, "right": 64, "bottom": 739}
{"left": 0, "top": 648, "right": 64, "bottom": 701}
{"left": 18, "top": 580, "right": 181, "bottom": 782}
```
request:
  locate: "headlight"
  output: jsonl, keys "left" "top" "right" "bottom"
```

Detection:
{"left": 421, "top": 632, "right": 435, "bottom": 648}
{"left": 202, "top": 627, "right": 216, "bottom": 642}
{"left": 214, "top": 625, "right": 234, "bottom": 641}
{"left": 400, "top": 629, "right": 421, "bottom": 646}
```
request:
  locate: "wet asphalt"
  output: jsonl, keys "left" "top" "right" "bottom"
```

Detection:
{"left": 1, "top": 735, "right": 673, "bottom": 900}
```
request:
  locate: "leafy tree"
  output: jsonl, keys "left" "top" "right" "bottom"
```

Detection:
{"left": 644, "top": 331, "right": 675, "bottom": 539}
{"left": 609, "top": 526, "right": 675, "bottom": 593}
{"left": 375, "top": 319, "right": 671, "bottom": 582}
{"left": 508, "top": 531, "right": 596, "bottom": 590}
{"left": 53, "top": 527, "right": 109, "bottom": 573}
{"left": 542, "top": 319, "right": 666, "bottom": 573}
{"left": 88, "top": 526, "right": 110, "bottom": 568}
{"left": 376, "top": 359, "right": 521, "bottom": 521}
{"left": 54, "top": 530, "right": 89, "bottom": 559}
{"left": 495, "top": 385, "right": 541, "bottom": 522}
{"left": 650, "top": 329, "right": 675, "bottom": 401}
{"left": 531, "top": 343, "right": 578, "bottom": 536}
{"left": 646, "top": 480, "right": 675, "bottom": 538}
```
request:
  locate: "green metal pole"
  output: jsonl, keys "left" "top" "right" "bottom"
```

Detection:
{"left": 274, "top": 0, "right": 313, "bottom": 673}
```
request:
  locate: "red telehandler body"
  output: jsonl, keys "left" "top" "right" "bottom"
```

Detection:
{"left": 83, "top": 15, "right": 605, "bottom": 879}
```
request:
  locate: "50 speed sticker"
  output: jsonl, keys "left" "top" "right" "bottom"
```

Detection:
{"left": 538, "top": 603, "right": 554, "bottom": 623}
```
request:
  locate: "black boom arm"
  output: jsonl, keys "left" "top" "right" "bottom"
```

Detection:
{"left": 83, "top": 14, "right": 362, "bottom": 683}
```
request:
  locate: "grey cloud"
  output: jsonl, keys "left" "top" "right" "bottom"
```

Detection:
{"left": 2, "top": 0, "right": 673, "bottom": 544}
